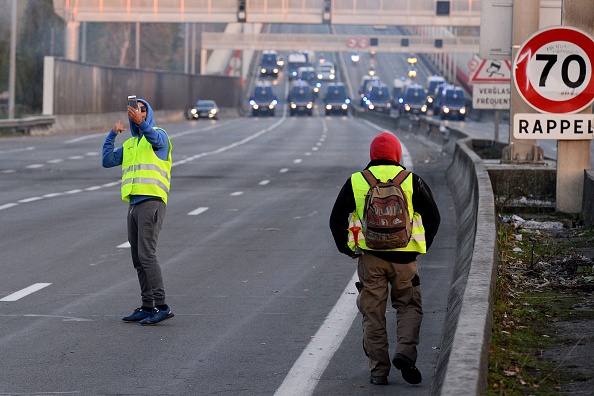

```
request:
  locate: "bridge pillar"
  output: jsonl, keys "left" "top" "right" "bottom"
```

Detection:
{"left": 65, "top": 21, "right": 80, "bottom": 61}
{"left": 556, "top": 0, "right": 594, "bottom": 213}
{"left": 502, "top": 0, "right": 543, "bottom": 164}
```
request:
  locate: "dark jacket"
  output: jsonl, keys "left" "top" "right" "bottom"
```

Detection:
{"left": 329, "top": 159, "right": 441, "bottom": 263}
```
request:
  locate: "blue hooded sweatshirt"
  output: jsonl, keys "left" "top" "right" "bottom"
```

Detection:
{"left": 101, "top": 98, "right": 170, "bottom": 204}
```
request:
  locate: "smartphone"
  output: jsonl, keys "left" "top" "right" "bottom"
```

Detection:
{"left": 127, "top": 95, "right": 138, "bottom": 110}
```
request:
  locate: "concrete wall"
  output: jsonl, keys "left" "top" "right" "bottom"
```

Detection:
{"left": 41, "top": 56, "right": 242, "bottom": 134}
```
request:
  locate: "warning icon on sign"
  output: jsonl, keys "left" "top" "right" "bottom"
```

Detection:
{"left": 470, "top": 59, "right": 511, "bottom": 83}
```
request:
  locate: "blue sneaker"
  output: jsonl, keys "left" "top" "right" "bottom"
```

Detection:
{"left": 122, "top": 307, "right": 152, "bottom": 322}
{"left": 140, "top": 306, "right": 174, "bottom": 325}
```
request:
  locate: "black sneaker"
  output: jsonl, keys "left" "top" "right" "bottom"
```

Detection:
{"left": 140, "top": 306, "right": 174, "bottom": 325}
{"left": 369, "top": 376, "right": 389, "bottom": 385}
{"left": 392, "top": 353, "right": 422, "bottom": 384}
{"left": 122, "top": 307, "right": 152, "bottom": 322}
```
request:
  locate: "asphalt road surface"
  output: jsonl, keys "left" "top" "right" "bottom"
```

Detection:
{"left": 0, "top": 110, "right": 456, "bottom": 395}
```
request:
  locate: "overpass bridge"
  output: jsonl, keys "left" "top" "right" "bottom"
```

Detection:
{"left": 52, "top": 0, "right": 482, "bottom": 26}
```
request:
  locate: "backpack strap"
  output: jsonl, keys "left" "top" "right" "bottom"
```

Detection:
{"left": 361, "top": 169, "right": 379, "bottom": 188}
{"left": 362, "top": 169, "right": 410, "bottom": 186}
{"left": 393, "top": 170, "right": 410, "bottom": 185}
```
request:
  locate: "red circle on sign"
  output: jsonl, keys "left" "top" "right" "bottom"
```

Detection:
{"left": 358, "top": 38, "right": 369, "bottom": 49}
{"left": 347, "top": 38, "right": 357, "bottom": 48}
{"left": 514, "top": 26, "right": 594, "bottom": 114}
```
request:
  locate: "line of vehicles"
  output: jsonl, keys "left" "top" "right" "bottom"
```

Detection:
{"left": 185, "top": 50, "right": 468, "bottom": 121}
{"left": 392, "top": 75, "right": 468, "bottom": 121}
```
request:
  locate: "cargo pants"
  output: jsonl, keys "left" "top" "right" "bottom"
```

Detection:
{"left": 356, "top": 253, "right": 423, "bottom": 377}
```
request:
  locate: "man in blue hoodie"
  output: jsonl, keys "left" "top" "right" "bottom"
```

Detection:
{"left": 102, "top": 98, "right": 174, "bottom": 325}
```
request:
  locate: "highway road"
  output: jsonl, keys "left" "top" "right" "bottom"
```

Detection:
{"left": 0, "top": 108, "right": 457, "bottom": 395}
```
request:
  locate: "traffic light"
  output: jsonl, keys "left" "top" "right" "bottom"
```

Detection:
{"left": 322, "top": 0, "right": 331, "bottom": 24}
{"left": 238, "top": 1, "right": 246, "bottom": 22}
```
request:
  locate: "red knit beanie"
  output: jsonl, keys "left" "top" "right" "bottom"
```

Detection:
{"left": 369, "top": 132, "right": 402, "bottom": 163}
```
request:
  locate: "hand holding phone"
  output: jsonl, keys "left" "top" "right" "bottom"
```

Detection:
{"left": 127, "top": 95, "right": 138, "bottom": 110}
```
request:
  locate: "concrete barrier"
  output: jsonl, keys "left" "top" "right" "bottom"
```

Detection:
{"left": 436, "top": 138, "right": 498, "bottom": 396}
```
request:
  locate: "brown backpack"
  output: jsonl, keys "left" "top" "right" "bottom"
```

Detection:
{"left": 361, "top": 169, "right": 412, "bottom": 249}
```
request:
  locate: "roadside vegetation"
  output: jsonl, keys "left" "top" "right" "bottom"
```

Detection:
{"left": 488, "top": 213, "right": 594, "bottom": 395}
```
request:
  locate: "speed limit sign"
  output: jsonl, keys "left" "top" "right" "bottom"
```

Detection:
{"left": 513, "top": 26, "right": 594, "bottom": 114}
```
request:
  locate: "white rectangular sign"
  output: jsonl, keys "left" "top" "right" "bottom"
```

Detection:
{"left": 513, "top": 114, "right": 594, "bottom": 140}
{"left": 472, "top": 83, "right": 510, "bottom": 109}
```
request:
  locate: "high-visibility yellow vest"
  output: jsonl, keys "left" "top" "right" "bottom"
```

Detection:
{"left": 347, "top": 165, "right": 427, "bottom": 253}
{"left": 121, "top": 128, "right": 172, "bottom": 204}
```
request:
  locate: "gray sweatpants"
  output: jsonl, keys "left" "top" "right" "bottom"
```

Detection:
{"left": 127, "top": 198, "right": 167, "bottom": 307}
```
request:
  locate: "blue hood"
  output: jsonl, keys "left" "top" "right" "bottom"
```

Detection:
{"left": 129, "top": 98, "right": 155, "bottom": 137}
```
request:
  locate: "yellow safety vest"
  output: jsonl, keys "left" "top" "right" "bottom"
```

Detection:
{"left": 121, "top": 128, "right": 172, "bottom": 204}
{"left": 347, "top": 165, "right": 427, "bottom": 253}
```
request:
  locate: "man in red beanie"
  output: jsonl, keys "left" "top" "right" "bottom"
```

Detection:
{"left": 329, "top": 131, "right": 440, "bottom": 386}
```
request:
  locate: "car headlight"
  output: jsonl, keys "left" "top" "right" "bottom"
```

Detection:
{"left": 341, "top": 104, "right": 348, "bottom": 110}
{"left": 427, "top": 97, "right": 433, "bottom": 103}
{"left": 326, "top": 104, "right": 332, "bottom": 110}
{"left": 386, "top": 103, "right": 391, "bottom": 108}
{"left": 268, "top": 104, "right": 275, "bottom": 109}
{"left": 306, "top": 102, "right": 313, "bottom": 109}
{"left": 421, "top": 105, "right": 427, "bottom": 112}
{"left": 460, "top": 107, "right": 466, "bottom": 114}
{"left": 368, "top": 104, "right": 375, "bottom": 110}
{"left": 261, "top": 68, "right": 266, "bottom": 74}
{"left": 291, "top": 103, "right": 297, "bottom": 109}
{"left": 318, "top": 74, "right": 323, "bottom": 79}
{"left": 191, "top": 108, "right": 197, "bottom": 114}
{"left": 252, "top": 104, "right": 259, "bottom": 109}
{"left": 210, "top": 109, "right": 217, "bottom": 114}
{"left": 273, "top": 68, "right": 279, "bottom": 74}
{"left": 404, "top": 104, "right": 411, "bottom": 111}
{"left": 443, "top": 107, "right": 450, "bottom": 113}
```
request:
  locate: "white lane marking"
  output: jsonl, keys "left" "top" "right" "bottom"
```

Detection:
{"left": 230, "top": 191, "right": 244, "bottom": 196}
{"left": 117, "top": 241, "right": 131, "bottom": 248}
{"left": 18, "top": 197, "right": 43, "bottom": 203}
{"left": 2, "top": 170, "right": 16, "bottom": 174}
{"left": 1, "top": 283, "right": 52, "bottom": 302}
{"left": 279, "top": 168, "right": 289, "bottom": 173}
{"left": 293, "top": 159, "right": 302, "bottom": 163}
{"left": 0, "top": 118, "right": 285, "bottom": 212}
{"left": 305, "top": 152, "right": 311, "bottom": 156}
{"left": 172, "top": 117, "right": 285, "bottom": 167}
{"left": 259, "top": 180, "right": 270, "bottom": 186}
{"left": 65, "top": 132, "right": 105, "bottom": 143}
{"left": 312, "top": 147, "right": 319, "bottom": 151}
{"left": 188, "top": 207, "right": 209, "bottom": 216}
{"left": 26, "top": 164, "right": 44, "bottom": 169}
{"left": 23, "top": 314, "right": 93, "bottom": 322}
{"left": 274, "top": 271, "right": 359, "bottom": 396}
{"left": 47, "top": 159, "right": 63, "bottom": 164}
{"left": 0, "top": 203, "right": 18, "bottom": 211}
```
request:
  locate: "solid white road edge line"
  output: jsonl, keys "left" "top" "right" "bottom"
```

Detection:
{"left": 274, "top": 270, "right": 359, "bottom": 396}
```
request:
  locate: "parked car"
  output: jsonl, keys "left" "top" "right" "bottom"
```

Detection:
{"left": 323, "top": 82, "right": 350, "bottom": 116}
{"left": 400, "top": 84, "right": 428, "bottom": 115}
{"left": 249, "top": 81, "right": 278, "bottom": 117}
{"left": 439, "top": 86, "right": 467, "bottom": 120}
{"left": 187, "top": 100, "right": 219, "bottom": 120}
{"left": 288, "top": 80, "right": 314, "bottom": 116}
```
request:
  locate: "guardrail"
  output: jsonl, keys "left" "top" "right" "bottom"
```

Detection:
{"left": 0, "top": 116, "right": 55, "bottom": 133}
